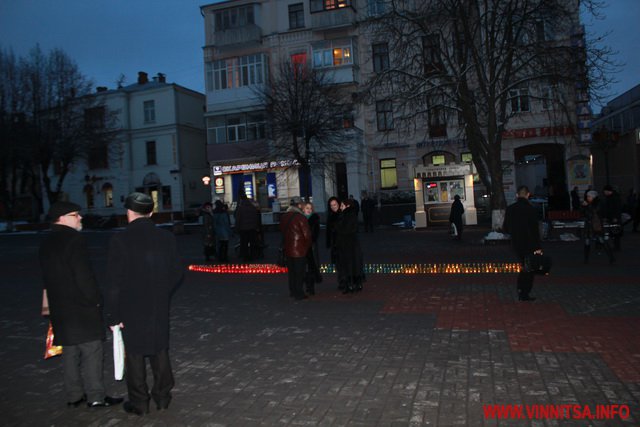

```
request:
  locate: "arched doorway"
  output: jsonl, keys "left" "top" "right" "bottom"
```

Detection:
{"left": 139, "top": 173, "right": 162, "bottom": 213}
{"left": 514, "top": 144, "right": 568, "bottom": 210}
{"left": 102, "top": 183, "right": 113, "bottom": 207}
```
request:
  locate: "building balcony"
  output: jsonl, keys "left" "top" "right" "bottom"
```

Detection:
{"left": 310, "top": 7, "right": 356, "bottom": 30}
{"left": 209, "top": 23, "right": 262, "bottom": 48}
{"left": 321, "top": 65, "right": 359, "bottom": 85}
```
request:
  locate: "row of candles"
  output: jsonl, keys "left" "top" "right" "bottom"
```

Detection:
{"left": 189, "top": 263, "right": 522, "bottom": 275}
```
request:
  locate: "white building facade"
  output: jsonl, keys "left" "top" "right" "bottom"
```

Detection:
{"left": 51, "top": 72, "right": 209, "bottom": 221}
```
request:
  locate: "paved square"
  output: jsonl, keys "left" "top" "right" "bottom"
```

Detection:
{"left": 1, "top": 226, "right": 638, "bottom": 426}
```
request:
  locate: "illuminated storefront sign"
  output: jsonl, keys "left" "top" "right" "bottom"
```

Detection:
{"left": 213, "top": 160, "right": 298, "bottom": 175}
{"left": 214, "top": 176, "right": 225, "bottom": 194}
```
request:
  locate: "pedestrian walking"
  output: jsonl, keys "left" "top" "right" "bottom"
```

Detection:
{"left": 106, "top": 192, "right": 184, "bottom": 416}
{"left": 361, "top": 192, "right": 376, "bottom": 232}
{"left": 502, "top": 186, "right": 543, "bottom": 302}
{"left": 448, "top": 194, "right": 464, "bottom": 240}
{"left": 303, "top": 202, "right": 322, "bottom": 295}
{"left": 582, "top": 190, "right": 615, "bottom": 264}
{"left": 335, "top": 198, "right": 365, "bottom": 294}
{"left": 39, "top": 201, "right": 123, "bottom": 409}
{"left": 280, "top": 197, "right": 312, "bottom": 301}
{"left": 234, "top": 192, "right": 260, "bottom": 262}
{"left": 201, "top": 202, "right": 216, "bottom": 262}
{"left": 212, "top": 200, "right": 232, "bottom": 263}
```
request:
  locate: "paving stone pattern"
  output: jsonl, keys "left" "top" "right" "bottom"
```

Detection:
{"left": 0, "top": 226, "right": 638, "bottom": 426}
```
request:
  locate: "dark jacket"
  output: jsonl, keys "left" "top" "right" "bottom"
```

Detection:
{"left": 39, "top": 224, "right": 104, "bottom": 346}
{"left": 280, "top": 207, "right": 311, "bottom": 258}
{"left": 106, "top": 218, "right": 183, "bottom": 355}
{"left": 582, "top": 198, "right": 603, "bottom": 238}
{"left": 235, "top": 199, "right": 260, "bottom": 231}
{"left": 202, "top": 210, "right": 215, "bottom": 247}
{"left": 335, "top": 207, "right": 364, "bottom": 282}
{"left": 325, "top": 210, "right": 341, "bottom": 249}
{"left": 599, "top": 191, "right": 622, "bottom": 224}
{"left": 212, "top": 208, "right": 232, "bottom": 240}
{"left": 503, "top": 197, "right": 541, "bottom": 259}
{"left": 449, "top": 199, "right": 464, "bottom": 224}
{"left": 307, "top": 213, "right": 320, "bottom": 244}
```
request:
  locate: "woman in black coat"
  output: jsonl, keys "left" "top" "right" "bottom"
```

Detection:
{"left": 449, "top": 195, "right": 464, "bottom": 240}
{"left": 335, "top": 199, "right": 365, "bottom": 294}
{"left": 303, "top": 202, "right": 322, "bottom": 294}
{"left": 325, "top": 197, "right": 341, "bottom": 265}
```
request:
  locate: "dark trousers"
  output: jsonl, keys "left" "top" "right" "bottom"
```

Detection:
{"left": 287, "top": 256, "right": 307, "bottom": 299}
{"left": 217, "top": 240, "right": 229, "bottom": 263}
{"left": 363, "top": 215, "right": 374, "bottom": 232}
{"left": 63, "top": 339, "right": 105, "bottom": 403}
{"left": 517, "top": 269, "right": 535, "bottom": 299}
{"left": 239, "top": 230, "right": 257, "bottom": 261}
{"left": 125, "top": 349, "right": 174, "bottom": 411}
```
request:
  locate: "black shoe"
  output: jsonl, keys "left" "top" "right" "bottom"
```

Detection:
{"left": 518, "top": 296, "right": 537, "bottom": 302}
{"left": 294, "top": 295, "right": 308, "bottom": 301}
{"left": 67, "top": 395, "right": 86, "bottom": 408}
{"left": 123, "top": 401, "right": 148, "bottom": 416}
{"left": 88, "top": 396, "right": 124, "bottom": 407}
{"left": 156, "top": 400, "right": 170, "bottom": 411}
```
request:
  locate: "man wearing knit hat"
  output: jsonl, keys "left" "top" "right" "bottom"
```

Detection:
{"left": 106, "top": 192, "right": 184, "bottom": 416}
{"left": 39, "top": 201, "right": 123, "bottom": 408}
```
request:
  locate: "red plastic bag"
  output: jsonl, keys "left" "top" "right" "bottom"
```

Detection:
{"left": 44, "top": 322, "right": 62, "bottom": 359}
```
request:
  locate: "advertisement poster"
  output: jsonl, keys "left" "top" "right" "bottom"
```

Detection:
{"left": 568, "top": 159, "right": 590, "bottom": 186}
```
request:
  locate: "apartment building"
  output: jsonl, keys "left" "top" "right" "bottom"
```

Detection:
{"left": 591, "top": 84, "right": 640, "bottom": 194}
{"left": 201, "top": 0, "right": 367, "bottom": 213}
{"left": 201, "top": 0, "right": 591, "bottom": 223}
{"left": 53, "top": 72, "right": 209, "bottom": 220}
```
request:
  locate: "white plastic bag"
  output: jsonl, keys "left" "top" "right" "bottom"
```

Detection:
{"left": 113, "top": 325, "right": 125, "bottom": 381}
{"left": 450, "top": 222, "right": 458, "bottom": 237}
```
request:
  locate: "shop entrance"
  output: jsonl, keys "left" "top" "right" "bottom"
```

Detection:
{"left": 514, "top": 144, "right": 568, "bottom": 210}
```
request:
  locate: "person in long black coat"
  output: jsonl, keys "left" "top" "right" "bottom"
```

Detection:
{"left": 335, "top": 199, "right": 365, "bottom": 294}
{"left": 448, "top": 194, "right": 464, "bottom": 240}
{"left": 39, "top": 201, "right": 122, "bottom": 408}
{"left": 106, "top": 193, "right": 184, "bottom": 416}
{"left": 303, "top": 202, "right": 322, "bottom": 295}
{"left": 502, "top": 186, "right": 543, "bottom": 301}
{"left": 325, "top": 197, "right": 341, "bottom": 265}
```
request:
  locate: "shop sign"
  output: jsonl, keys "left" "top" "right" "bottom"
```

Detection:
{"left": 214, "top": 159, "right": 298, "bottom": 174}
{"left": 502, "top": 126, "right": 575, "bottom": 139}
{"left": 214, "top": 176, "right": 225, "bottom": 194}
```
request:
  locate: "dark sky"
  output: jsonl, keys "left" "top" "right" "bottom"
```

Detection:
{"left": 1, "top": 0, "right": 638, "bottom": 110}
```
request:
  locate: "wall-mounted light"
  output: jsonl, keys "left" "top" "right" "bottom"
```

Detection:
{"left": 202, "top": 175, "right": 211, "bottom": 186}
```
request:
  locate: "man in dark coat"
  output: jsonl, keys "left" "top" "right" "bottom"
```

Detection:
{"left": 39, "top": 201, "right": 123, "bottom": 408}
{"left": 448, "top": 195, "right": 465, "bottom": 240}
{"left": 280, "top": 197, "right": 312, "bottom": 300}
{"left": 502, "top": 186, "right": 543, "bottom": 302}
{"left": 360, "top": 193, "right": 376, "bottom": 233}
{"left": 599, "top": 185, "right": 622, "bottom": 251}
{"left": 234, "top": 192, "right": 260, "bottom": 262}
{"left": 106, "top": 192, "right": 183, "bottom": 416}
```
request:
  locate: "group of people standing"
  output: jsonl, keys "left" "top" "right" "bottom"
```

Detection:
{"left": 280, "top": 196, "right": 365, "bottom": 300}
{"left": 40, "top": 192, "right": 184, "bottom": 416}
{"left": 201, "top": 200, "right": 233, "bottom": 263}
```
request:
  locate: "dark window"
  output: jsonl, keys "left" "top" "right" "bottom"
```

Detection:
{"left": 509, "top": 87, "right": 530, "bottom": 113}
{"left": 88, "top": 144, "right": 108, "bottom": 170}
{"left": 289, "top": 3, "right": 304, "bottom": 29}
{"left": 162, "top": 185, "right": 172, "bottom": 209}
{"left": 422, "top": 33, "right": 443, "bottom": 74}
{"left": 146, "top": 141, "right": 157, "bottom": 165}
{"left": 376, "top": 100, "right": 394, "bottom": 131}
{"left": 84, "top": 106, "right": 105, "bottom": 129}
{"left": 429, "top": 107, "right": 447, "bottom": 138}
{"left": 214, "top": 5, "right": 254, "bottom": 31}
{"left": 143, "top": 100, "right": 155, "bottom": 123}
{"left": 372, "top": 43, "right": 389, "bottom": 73}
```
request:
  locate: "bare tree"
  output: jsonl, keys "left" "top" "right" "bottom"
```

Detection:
{"left": 256, "top": 60, "right": 354, "bottom": 199}
{"left": 361, "top": 0, "right": 615, "bottom": 228}
{"left": 20, "top": 45, "right": 117, "bottom": 207}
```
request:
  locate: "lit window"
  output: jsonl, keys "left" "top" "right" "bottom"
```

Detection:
{"left": 432, "top": 154, "right": 445, "bottom": 165}
{"left": 380, "top": 159, "right": 397, "bottom": 189}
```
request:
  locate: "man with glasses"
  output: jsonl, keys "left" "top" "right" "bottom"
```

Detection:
{"left": 39, "top": 201, "right": 123, "bottom": 408}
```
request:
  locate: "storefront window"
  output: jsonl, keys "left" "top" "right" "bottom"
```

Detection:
{"left": 424, "top": 179, "right": 465, "bottom": 203}
{"left": 432, "top": 154, "right": 445, "bottom": 165}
